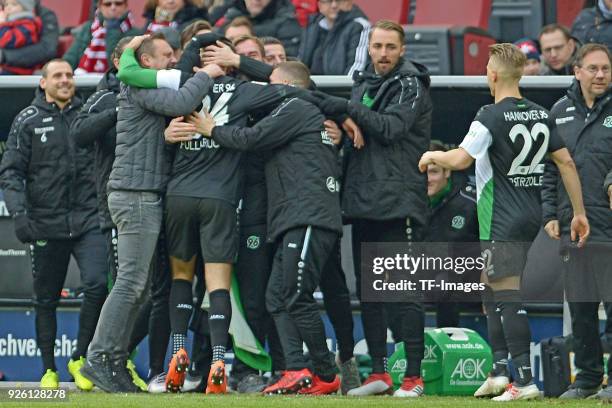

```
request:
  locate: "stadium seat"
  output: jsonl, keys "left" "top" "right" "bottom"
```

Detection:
{"left": 128, "top": 0, "right": 149, "bottom": 29}
{"left": 353, "top": 0, "right": 410, "bottom": 25}
{"left": 57, "top": 34, "right": 75, "bottom": 58}
{"left": 404, "top": 26, "right": 495, "bottom": 75}
{"left": 40, "top": 0, "right": 91, "bottom": 32}
{"left": 406, "top": 0, "right": 494, "bottom": 75}
{"left": 543, "top": 0, "right": 586, "bottom": 28}
{"left": 404, "top": 27, "right": 452, "bottom": 75}
{"left": 413, "top": 0, "right": 492, "bottom": 29}
{"left": 489, "top": 0, "right": 545, "bottom": 42}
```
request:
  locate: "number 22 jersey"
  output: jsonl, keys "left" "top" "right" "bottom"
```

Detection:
{"left": 459, "top": 97, "right": 565, "bottom": 241}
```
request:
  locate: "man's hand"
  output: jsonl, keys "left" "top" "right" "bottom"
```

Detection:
{"left": 125, "top": 35, "right": 149, "bottom": 50}
{"left": 194, "top": 63, "right": 225, "bottom": 78}
{"left": 312, "top": 91, "right": 349, "bottom": 116}
{"left": 342, "top": 118, "right": 364, "bottom": 149}
{"left": 418, "top": 151, "right": 437, "bottom": 172}
{"left": 0, "top": 10, "right": 7, "bottom": 24}
{"left": 187, "top": 111, "right": 216, "bottom": 137}
{"left": 13, "top": 213, "right": 33, "bottom": 243}
{"left": 164, "top": 117, "right": 196, "bottom": 144}
{"left": 324, "top": 120, "right": 342, "bottom": 145}
{"left": 544, "top": 220, "right": 560, "bottom": 240}
{"left": 570, "top": 214, "right": 590, "bottom": 248}
{"left": 202, "top": 41, "right": 240, "bottom": 69}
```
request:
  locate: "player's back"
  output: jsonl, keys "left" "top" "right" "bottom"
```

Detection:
{"left": 468, "top": 97, "right": 558, "bottom": 242}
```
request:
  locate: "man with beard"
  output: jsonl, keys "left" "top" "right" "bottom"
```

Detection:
{"left": 193, "top": 61, "right": 344, "bottom": 395}
{"left": 0, "top": 59, "right": 107, "bottom": 390}
{"left": 312, "top": 20, "right": 433, "bottom": 398}
{"left": 419, "top": 43, "right": 589, "bottom": 401}
{"left": 80, "top": 33, "right": 223, "bottom": 393}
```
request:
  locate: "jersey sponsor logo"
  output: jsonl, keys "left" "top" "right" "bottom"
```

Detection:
{"left": 603, "top": 116, "right": 612, "bottom": 128}
{"left": 176, "top": 303, "right": 192, "bottom": 310}
{"left": 246, "top": 235, "right": 260, "bottom": 250}
{"left": 288, "top": 243, "right": 297, "bottom": 249}
{"left": 209, "top": 314, "right": 225, "bottom": 320}
{"left": 566, "top": 106, "right": 576, "bottom": 112}
{"left": 451, "top": 215, "right": 465, "bottom": 230}
{"left": 555, "top": 116, "right": 574, "bottom": 125}
{"left": 42, "top": 117, "right": 53, "bottom": 123}
{"left": 503, "top": 110, "right": 548, "bottom": 122}
{"left": 326, "top": 176, "right": 340, "bottom": 193}
{"left": 34, "top": 126, "right": 54, "bottom": 134}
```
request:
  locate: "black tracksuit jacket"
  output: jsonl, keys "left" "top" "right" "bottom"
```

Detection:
{"left": 0, "top": 90, "right": 97, "bottom": 240}
{"left": 211, "top": 97, "right": 343, "bottom": 241}
{"left": 542, "top": 80, "right": 612, "bottom": 243}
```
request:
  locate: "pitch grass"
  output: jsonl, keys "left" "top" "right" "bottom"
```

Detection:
{"left": 1, "top": 393, "right": 610, "bottom": 408}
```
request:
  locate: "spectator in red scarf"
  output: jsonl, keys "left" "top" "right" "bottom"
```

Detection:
{"left": 0, "top": 0, "right": 42, "bottom": 74}
{"left": 143, "top": 0, "right": 208, "bottom": 33}
{"left": 64, "top": 0, "right": 141, "bottom": 74}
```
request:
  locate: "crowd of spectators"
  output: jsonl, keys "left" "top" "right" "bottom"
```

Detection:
{"left": 2, "top": 0, "right": 612, "bottom": 78}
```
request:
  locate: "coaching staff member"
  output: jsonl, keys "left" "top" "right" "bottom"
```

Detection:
{"left": 542, "top": 43, "right": 612, "bottom": 401}
{"left": 194, "top": 61, "right": 344, "bottom": 395}
{"left": 312, "top": 19, "right": 433, "bottom": 397}
{"left": 80, "top": 34, "right": 222, "bottom": 393}
{"left": 0, "top": 59, "right": 107, "bottom": 390}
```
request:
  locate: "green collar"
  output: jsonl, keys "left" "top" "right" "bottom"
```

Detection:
{"left": 429, "top": 178, "right": 452, "bottom": 208}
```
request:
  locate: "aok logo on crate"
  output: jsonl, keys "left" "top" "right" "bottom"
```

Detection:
{"left": 450, "top": 358, "right": 487, "bottom": 381}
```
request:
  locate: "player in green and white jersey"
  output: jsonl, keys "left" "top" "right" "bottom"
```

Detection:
{"left": 419, "top": 43, "right": 590, "bottom": 401}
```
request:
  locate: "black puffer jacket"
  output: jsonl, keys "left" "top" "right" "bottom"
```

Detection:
{"left": 108, "top": 71, "right": 213, "bottom": 193}
{"left": 0, "top": 89, "right": 98, "bottom": 240}
{"left": 571, "top": 5, "right": 612, "bottom": 54}
{"left": 71, "top": 70, "right": 119, "bottom": 231}
{"left": 219, "top": 0, "right": 302, "bottom": 56}
{"left": 342, "top": 60, "right": 433, "bottom": 227}
{"left": 299, "top": 5, "right": 370, "bottom": 76}
{"left": 542, "top": 80, "right": 612, "bottom": 243}
{"left": 212, "top": 97, "right": 342, "bottom": 241}
{"left": 425, "top": 173, "right": 479, "bottom": 243}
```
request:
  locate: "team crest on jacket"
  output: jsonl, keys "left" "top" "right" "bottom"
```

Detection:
{"left": 246, "top": 235, "right": 260, "bottom": 250}
{"left": 603, "top": 116, "right": 612, "bottom": 128}
{"left": 451, "top": 215, "right": 465, "bottom": 230}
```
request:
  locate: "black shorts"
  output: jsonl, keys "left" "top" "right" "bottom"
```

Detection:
{"left": 165, "top": 196, "right": 238, "bottom": 263}
{"left": 481, "top": 241, "right": 531, "bottom": 281}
